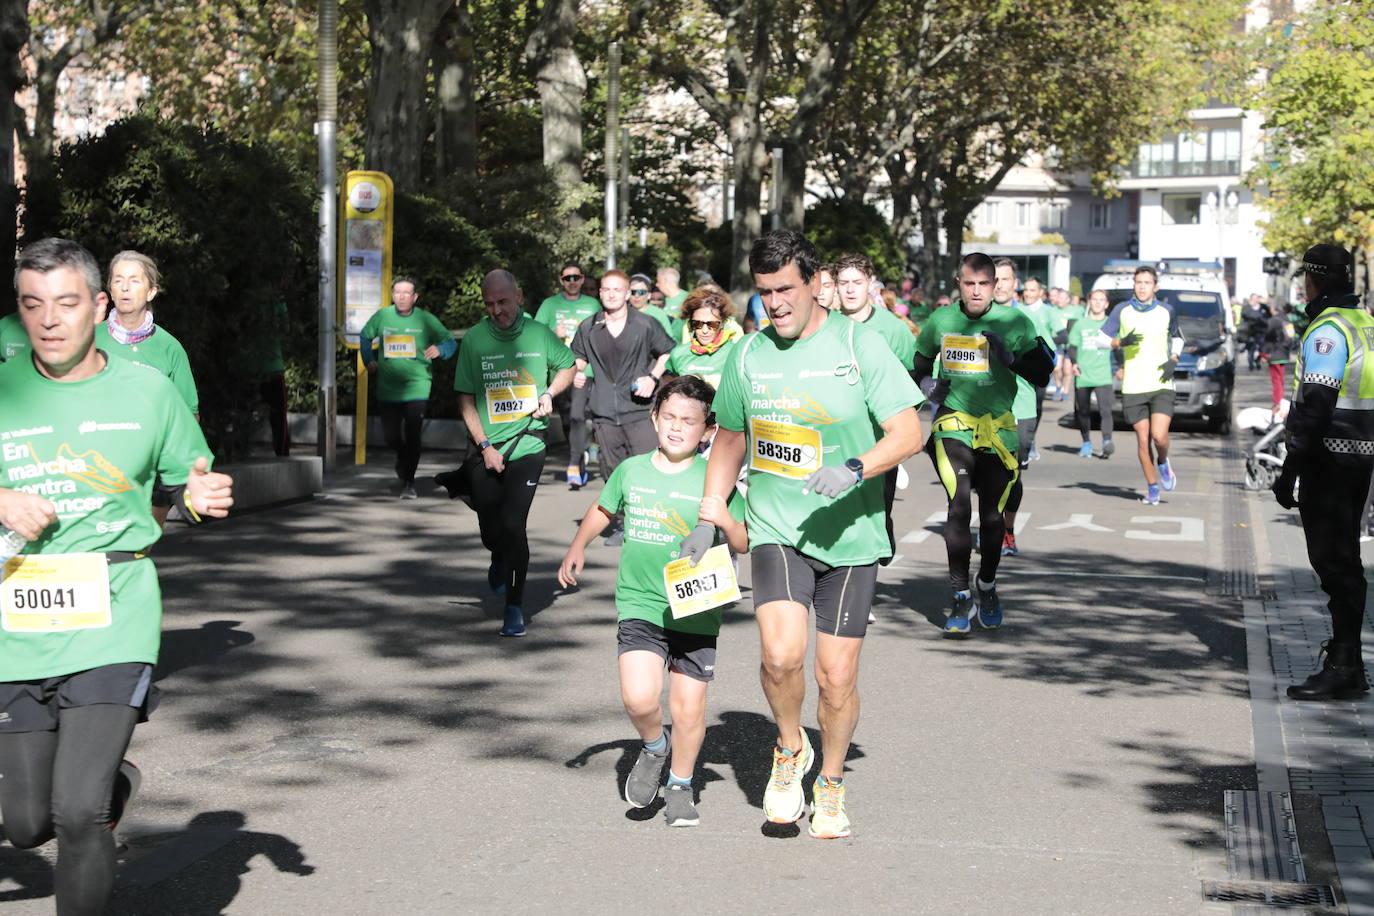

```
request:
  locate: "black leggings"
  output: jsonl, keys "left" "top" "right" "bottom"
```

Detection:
{"left": 930, "top": 437, "right": 1016, "bottom": 591}
{"left": 1075, "top": 384, "right": 1114, "bottom": 441}
{"left": 381, "top": 399, "right": 427, "bottom": 484}
{"left": 554, "top": 387, "right": 589, "bottom": 464}
{"left": 467, "top": 450, "right": 547, "bottom": 606}
{"left": 0, "top": 704, "right": 139, "bottom": 916}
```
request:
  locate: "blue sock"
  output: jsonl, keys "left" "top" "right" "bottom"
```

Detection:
{"left": 666, "top": 770, "right": 691, "bottom": 788}
{"left": 644, "top": 731, "right": 668, "bottom": 754}
{"left": 818, "top": 775, "right": 844, "bottom": 788}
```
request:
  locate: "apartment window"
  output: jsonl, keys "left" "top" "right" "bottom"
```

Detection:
{"left": 1177, "top": 134, "right": 1208, "bottom": 177}
{"left": 1162, "top": 193, "right": 1202, "bottom": 225}
{"left": 1044, "top": 202, "right": 1066, "bottom": 230}
{"left": 1015, "top": 202, "right": 1032, "bottom": 228}
{"left": 982, "top": 201, "right": 1001, "bottom": 226}
{"left": 1089, "top": 202, "right": 1111, "bottom": 230}
{"left": 1137, "top": 141, "right": 1174, "bottom": 178}
{"left": 1210, "top": 128, "right": 1241, "bottom": 174}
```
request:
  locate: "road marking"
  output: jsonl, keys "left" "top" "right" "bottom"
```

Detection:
{"left": 899, "top": 512, "right": 946, "bottom": 544}
{"left": 1037, "top": 513, "right": 1112, "bottom": 532}
{"left": 1125, "top": 515, "right": 1205, "bottom": 541}
{"left": 885, "top": 566, "right": 1205, "bottom": 583}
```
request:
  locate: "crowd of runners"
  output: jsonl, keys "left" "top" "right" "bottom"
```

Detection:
{"left": 0, "top": 229, "right": 1368, "bottom": 912}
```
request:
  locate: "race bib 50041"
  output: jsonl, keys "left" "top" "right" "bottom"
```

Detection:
{"left": 486, "top": 383, "right": 538, "bottom": 423}
{"left": 383, "top": 333, "right": 417, "bottom": 358}
{"left": 663, "top": 544, "right": 740, "bottom": 619}
{"left": 940, "top": 334, "right": 989, "bottom": 376}
{"left": 749, "top": 418, "right": 822, "bottom": 479}
{"left": 1, "top": 553, "right": 112, "bottom": 633}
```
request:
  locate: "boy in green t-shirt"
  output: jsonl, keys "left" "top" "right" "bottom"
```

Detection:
{"left": 1066, "top": 289, "right": 1117, "bottom": 458}
{"left": 558, "top": 376, "right": 746, "bottom": 827}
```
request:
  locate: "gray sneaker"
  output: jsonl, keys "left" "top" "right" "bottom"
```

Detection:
{"left": 625, "top": 734, "right": 669, "bottom": 808}
{"left": 664, "top": 783, "right": 699, "bottom": 827}
{"left": 399, "top": 485, "right": 418, "bottom": 500}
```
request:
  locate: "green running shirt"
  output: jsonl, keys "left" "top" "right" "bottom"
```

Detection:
{"left": 95, "top": 323, "right": 199, "bottom": 414}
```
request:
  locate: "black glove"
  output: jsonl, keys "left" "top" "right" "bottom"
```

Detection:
{"left": 981, "top": 330, "right": 1015, "bottom": 367}
{"left": 919, "top": 376, "right": 950, "bottom": 403}
{"left": 1158, "top": 357, "right": 1178, "bottom": 383}
{"left": 676, "top": 522, "right": 716, "bottom": 567}
{"left": 1272, "top": 469, "right": 1298, "bottom": 510}
{"left": 1118, "top": 329, "right": 1142, "bottom": 349}
{"left": 803, "top": 465, "right": 860, "bottom": 498}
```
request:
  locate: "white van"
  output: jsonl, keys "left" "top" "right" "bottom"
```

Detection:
{"left": 1090, "top": 260, "right": 1236, "bottom": 433}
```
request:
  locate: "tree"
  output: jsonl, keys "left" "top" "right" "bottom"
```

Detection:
{"left": 362, "top": 0, "right": 451, "bottom": 192}
{"left": 1246, "top": 0, "right": 1374, "bottom": 292}
{"left": 433, "top": 0, "right": 478, "bottom": 186}
{"left": 0, "top": 0, "right": 27, "bottom": 286}
{"left": 524, "top": 0, "right": 586, "bottom": 190}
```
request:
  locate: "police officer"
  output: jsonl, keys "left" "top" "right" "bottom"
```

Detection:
{"left": 1273, "top": 244, "right": 1374, "bottom": 700}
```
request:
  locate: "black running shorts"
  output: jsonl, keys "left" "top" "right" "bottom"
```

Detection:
{"left": 616, "top": 618, "right": 718, "bottom": 683}
{"left": 750, "top": 543, "right": 877, "bottom": 639}
{"left": 0, "top": 662, "right": 160, "bottom": 733}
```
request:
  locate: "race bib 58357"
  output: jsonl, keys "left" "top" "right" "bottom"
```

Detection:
{"left": 663, "top": 544, "right": 740, "bottom": 619}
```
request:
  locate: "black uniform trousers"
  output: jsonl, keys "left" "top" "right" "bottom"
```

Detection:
{"left": 1298, "top": 452, "right": 1374, "bottom": 648}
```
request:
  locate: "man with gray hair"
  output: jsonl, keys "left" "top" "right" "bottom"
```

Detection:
{"left": 454, "top": 270, "right": 576, "bottom": 636}
{"left": 657, "top": 267, "right": 688, "bottom": 314}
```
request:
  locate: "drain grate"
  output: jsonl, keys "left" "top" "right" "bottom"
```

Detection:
{"left": 1214, "top": 443, "right": 1265, "bottom": 598}
{"left": 1201, "top": 879, "right": 1336, "bottom": 908}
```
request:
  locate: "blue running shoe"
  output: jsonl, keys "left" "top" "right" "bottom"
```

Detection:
{"left": 1140, "top": 484, "right": 1161, "bottom": 505}
{"left": 500, "top": 605, "right": 526, "bottom": 637}
{"left": 976, "top": 584, "right": 1003, "bottom": 629}
{"left": 1158, "top": 460, "right": 1177, "bottom": 491}
{"left": 1077, "top": 441, "right": 1093, "bottom": 458}
{"left": 944, "top": 592, "right": 974, "bottom": 638}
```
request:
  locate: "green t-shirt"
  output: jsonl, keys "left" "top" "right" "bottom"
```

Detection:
{"left": 664, "top": 291, "right": 689, "bottom": 314}
{"left": 96, "top": 323, "right": 199, "bottom": 414}
{"left": 1006, "top": 303, "right": 1055, "bottom": 421}
{"left": 915, "top": 303, "right": 1038, "bottom": 454}
{"left": 665, "top": 336, "right": 739, "bottom": 391}
{"left": 639, "top": 304, "right": 677, "bottom": 339}
{"left": 360, "top": 305, "right": 454, "bottom": 402}
{"left": 714, "top": 310, "right": 922, "bottom": 566}
{"left": 597, "top": 452, "right": 743, "bottom": 635}
{"left": 534, "top": 294, "right": 601, "bottom": 346}
{"left": 855, "top": 306, "right": 916, "bottom": 369}
{"left": 1068, "top": 314, "right": 1113, "bottom": 388}
{"left": 0, "top": 312, "right": 28, "bottom": 362}
{"left": 0, "top": 355, "right": 211, "bottom": 680}
{"left": 454, "top": 315, "right": 575, "bottom": 462}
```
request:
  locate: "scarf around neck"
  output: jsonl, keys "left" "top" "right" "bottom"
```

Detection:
{"left": 106, "top": 309, "right": 156, "bottom": 345}
{"left": 689, "top": 327, "right": 736, "bottom": 355}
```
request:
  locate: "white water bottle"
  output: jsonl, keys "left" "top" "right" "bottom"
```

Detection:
{"left": 0, "top": 526, "right": 26, "bottom": 564}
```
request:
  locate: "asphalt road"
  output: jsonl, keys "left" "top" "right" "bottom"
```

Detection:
{"left": 1, "top": 377, "right": 1267, "bottom": 915}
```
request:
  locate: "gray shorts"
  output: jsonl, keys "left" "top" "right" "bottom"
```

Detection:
{"left": 1122, "top": 389, "right": 1174, "bottom": 425}
{"left": 750, "top": 543, "right": 876, "bottom": 639}
{"left": 0, "top": 662, "right": 160, "bottom": 733}
{"left": 616, "top": 618, "right": 718, "bottom": 683}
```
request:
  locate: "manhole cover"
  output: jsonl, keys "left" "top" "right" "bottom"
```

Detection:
{"left": 1201, "top": 879, "right": 1336, "bottom": 908}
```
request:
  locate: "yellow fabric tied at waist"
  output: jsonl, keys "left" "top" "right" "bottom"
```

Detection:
{"left": 933, "top": 410, "right": 1019, "bottom": 471}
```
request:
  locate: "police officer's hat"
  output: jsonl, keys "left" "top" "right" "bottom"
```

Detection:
{"left": 1296, "top": 244, "right": 1352, "bottom": 279}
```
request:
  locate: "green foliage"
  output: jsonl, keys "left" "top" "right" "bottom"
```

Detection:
{"left": 22, "top": 114, "right": 317, "bottom": 459}
{"left": 804, "top": 198, "right": 905, "bottom": 282}
{"left": 1245, "top": 0, "right": 1374, "bottom": 257}
{"left": 1031, "top": 233, "right": 1069, "bottom": 248}
{"left": 1069, "top": 275, "right": 1083, "bottom": 299}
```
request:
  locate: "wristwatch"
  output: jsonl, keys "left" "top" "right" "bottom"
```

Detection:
{"left": 478, "top": 439, "right": 491, "bottom": 451}
{"left": 844, "top": 457, "right": 864, "bottom": 483}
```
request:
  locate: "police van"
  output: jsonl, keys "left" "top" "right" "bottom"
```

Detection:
{"left": 1090, "top": 260, "right": 1236, "bottom": 433}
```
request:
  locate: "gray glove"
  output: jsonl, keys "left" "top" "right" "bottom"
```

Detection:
{"left": 803, "top": 465, "right": 860, "bottom": 498}
{"left": 919, "top": 376, "right": 950, "bottom": 403}
{"left": 981, "top": 330, "right": 1015, "bottom": 367}
{"left": 677, "top": 522, "right": 716, "bottom": 567}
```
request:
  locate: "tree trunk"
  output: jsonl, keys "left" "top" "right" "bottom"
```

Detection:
{"left": 885, "top": 156, "right": 913, "bottom": 242}
{"left": 432, "top": 1, "right": 477, "bottom": 188}
{"left": 778, "top": 138, "right": 806, "bottom": 231}
{"left": 525, "top": 0, "right": 584, "bottom": 189}
{"left": 0, "top": 0, "right": 25, "bottom": 280}
{"left": 363, "top": 0, "right": 450, "bottom": 193}
{"left": 729, "top": 126, "right": 765, "bottom": 298}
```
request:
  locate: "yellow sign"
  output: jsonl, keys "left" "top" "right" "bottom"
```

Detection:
{"left": 1, "top": 553, "right": 112, "bottom": 633}
{"left": 338, "top": 170, "right": 394, "bottom": 349}
{"left": 663, "top": 544, "right": 740, "bottom": 619}
{"left": 940, "top": 334, "right": 990, "bottom": 375}
{"left": 486, "top": 384, "right": 538, "bottom": 423}
{"left": 383, "top": 333, "right": 417, "bottom": 359}
{"left": 749, "top": 417, "right": 822, "bottom": 479}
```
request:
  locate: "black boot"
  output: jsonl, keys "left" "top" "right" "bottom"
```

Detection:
{"left": 1288, "top": 640, "right": 1370, "bottom": 701}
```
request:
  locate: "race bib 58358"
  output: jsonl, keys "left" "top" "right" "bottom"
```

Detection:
{"left": 749, "top": 418, "right": 822, "bottom": 479}
{"left": 1, "top": 553, "right": 112, "bottom": 633}
{"left": 486, "top": 383, "right": 538, "bottom": 423}
{"left": 940, "top": 334, "right": 989, "bottom": 376}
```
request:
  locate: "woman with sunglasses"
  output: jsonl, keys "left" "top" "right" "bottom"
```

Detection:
{"left": 628, "top": 274, "right": 678, "bottom": 339}
{"left": 664, "top": 286, "right": 741, "bottom": 392}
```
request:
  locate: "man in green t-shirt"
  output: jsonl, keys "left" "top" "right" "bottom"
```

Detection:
{"left": 0, "top": 238, "right": 234, "bottom": 916}
{"left": 454, "top": 270, "right": 576, "bottom": 637}
{"left": 686, "top": 230, "right": 923, "bottom": 840}
{"left": 534, "top": 262, "right": 601, "bottom": 489}
{"left": 1066, "top": 289, "right": 1117, "bottom": 458}
{"left": 360, "top": 276, "right": 457, "bottom": 499}
{"left": 0, "top": 311, "right": 28, "bottom": 362}
{"left": 658, "top": 267, "right": 689, "bottom": 315}
{"left": 914, "top": 253, "right": 1053, "bottom": 637}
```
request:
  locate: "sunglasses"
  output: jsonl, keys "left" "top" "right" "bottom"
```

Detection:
{"left": 561, "top": 274, "right": 583, "bottom": 282}
{"left": 690, "top": 319, "right": 723, "bottom": 330}
{"left": 630, "top": 288, "right": 649, "bottom": 295}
